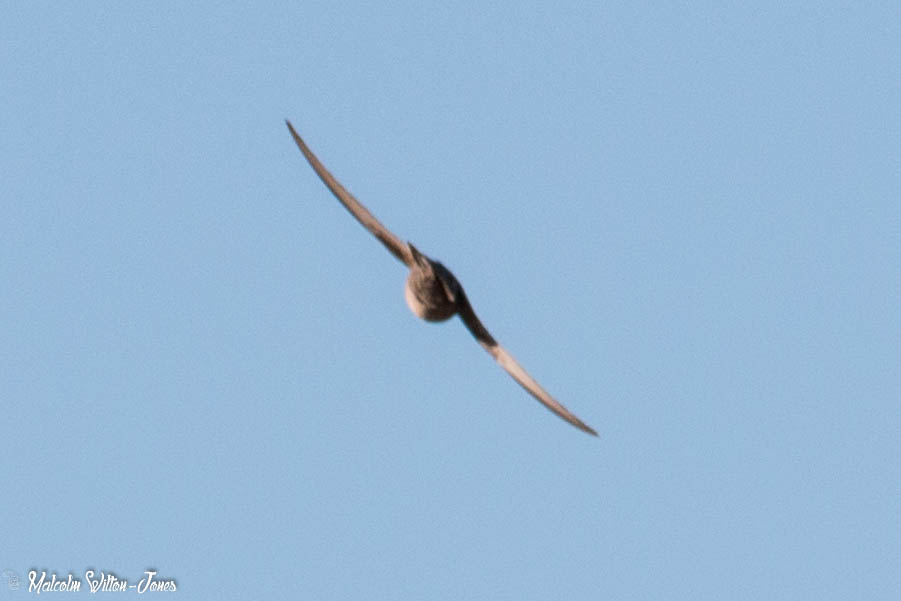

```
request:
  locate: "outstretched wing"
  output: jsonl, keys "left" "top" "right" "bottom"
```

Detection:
{"left": 455, "top": 288, "right": 598, "bottom": 436}
{"left": 286, "top": 120, "right": 413, "bottom": 267}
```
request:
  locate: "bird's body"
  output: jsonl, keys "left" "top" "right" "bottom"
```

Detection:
{"left": 404, "top": 245, "right": 459, "bottom": 322}
{"left": 286, "top": 120, "right": 597, "bottom": 436}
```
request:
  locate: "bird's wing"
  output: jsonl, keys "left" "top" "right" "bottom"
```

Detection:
{"left": 455, "top": 288, "right": 598, "bottom": 436}
{"left": 286, "top": 120, "right": 413, "bottom": 266}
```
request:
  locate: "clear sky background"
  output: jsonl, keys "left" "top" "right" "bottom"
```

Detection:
{"left": 2, "top": 3, "right": 899, "bottom": 599}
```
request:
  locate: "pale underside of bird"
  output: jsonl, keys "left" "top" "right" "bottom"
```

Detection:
{"left": 286, "top": 120, "right": 597, "bottom": 436}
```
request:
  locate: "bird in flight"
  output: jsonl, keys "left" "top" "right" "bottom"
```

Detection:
{"left": 286, "top": 120, "right": 597, "bottom": 436}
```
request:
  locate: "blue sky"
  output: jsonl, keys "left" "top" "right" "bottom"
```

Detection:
{"left": 2, "top": 2, "right": 900, "bottom": 599}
